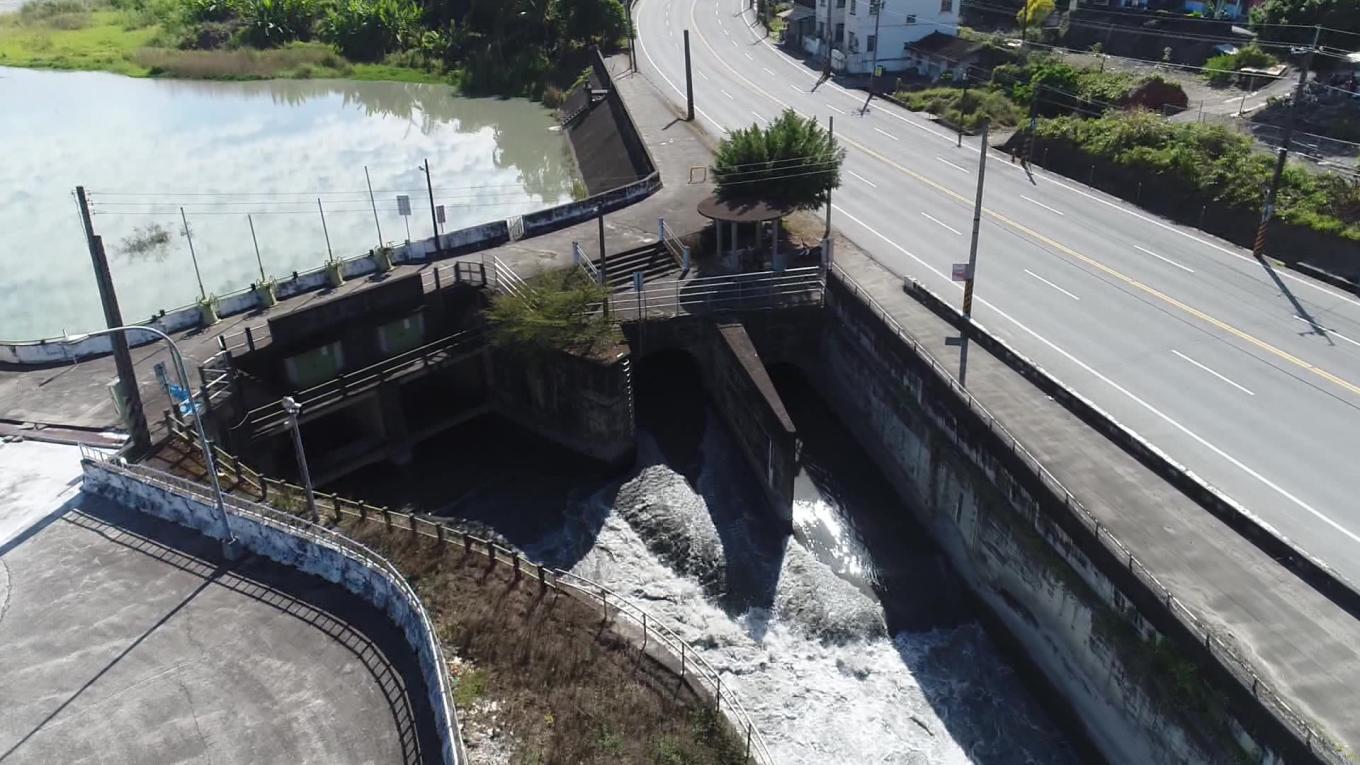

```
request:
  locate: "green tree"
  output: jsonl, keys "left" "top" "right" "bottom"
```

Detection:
{"left": 712, "top": 109, "right": 845, "bottom": 210}
{"left": 1251, "top": 0, "right": 1360, "bottom": 45}
{"left": 1016, "top": 0, "right": 1055, "bottom": 40}
{"left": 552, "top": 0, "right": 627, "bottom": 46}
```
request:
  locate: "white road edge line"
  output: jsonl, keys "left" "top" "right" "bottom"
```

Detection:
{"left": 1135, "top": 245, "right": 1195, "bottom": 273}
{"left": 921, "top": 212, "right": 962, "bottom": 236}
{"left": 1172, "top": 350, "right": 1255, "bottom": 396}
{"left": 874, "top": 127, "right": 899, "bottom": 141}
{"left": 846, "top": 170, "right": 877, "bottom": 188}
{"left": 936, "top": 157, "right": 967, "bottom": 172}
{"left": 1293, "top": 315, "right": 1360, "bottom": 348}
{"left": 1021, "top": 195, "right": 1065, "bottom": 216}
{"left": 721, "top": 89, "right": 734, "bottom": 100}
{"left": 751, "top": 111, "right": 768, "bottom": 124}
{"left": 1024, "top": 268, "right": 1080, "bottom": 300}
{"left": 830, "top": 200, "right": 1360, "bottom": 548}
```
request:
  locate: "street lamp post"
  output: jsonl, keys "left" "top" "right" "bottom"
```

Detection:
{"left": 281, "top": 396, "right": 319, "bottom": 523}
{"left": 69, "top": 326, "right": 237, "bottom": 556}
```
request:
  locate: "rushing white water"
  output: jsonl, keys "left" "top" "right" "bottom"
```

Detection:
{"left": 524, "top": 418, "right": 1081, "bottom": 765}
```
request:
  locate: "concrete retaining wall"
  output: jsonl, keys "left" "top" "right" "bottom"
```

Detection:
{"left": 488, "top": 347, "right": 636, "bottom": 466}
{"left": 815, "top": 272, "right": 1288, "bottom": 765}
{"left": 80, "top": 460, "right": 461, "bottom": 765}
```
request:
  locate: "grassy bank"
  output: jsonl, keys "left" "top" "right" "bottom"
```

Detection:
{"left": 0, "top": 4, "right": 443, "bottom": 80}
{"left": 0, "top": 0, "right": 624, "bottom": 93}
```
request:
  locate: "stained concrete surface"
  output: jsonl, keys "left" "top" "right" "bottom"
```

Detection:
{"left": 0, "top": 441, "right": 435, "bottom": 764}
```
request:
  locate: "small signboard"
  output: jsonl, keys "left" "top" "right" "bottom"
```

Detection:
{"left": 435, "top": 205, "right": 446, "bottom": 224}
{"left": 874, "top": 66, "right": 884, "bottom": 77}
{"left": 633, "top": 272, "right": 644, "bottom": 292}
{"left": 952, "top": 263, "right": 972, "bottom": 282}
{"left": 396, "top": 195, "right": 412, "bottom": 216}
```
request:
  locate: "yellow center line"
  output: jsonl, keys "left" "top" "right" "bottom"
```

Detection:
{"left": 835, "top": 132, "right": 1360, "bottom": 399}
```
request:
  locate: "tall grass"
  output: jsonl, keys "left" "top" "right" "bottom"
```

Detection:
{"left": 132, "top": 41, "right": 350, "bottom": 77}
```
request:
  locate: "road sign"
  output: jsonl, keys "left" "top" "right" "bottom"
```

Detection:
{"left": 633, "top": 272, "right": 644, "bottom": 292}
{"left": 875, "top": 66, "right": 884, "bottom": 77}
{"left": 952, "top": 263, "right": 972, "bottom": 281}
{"left": 396, "top": 195, "right": 411, "bottom": 216}
{"left": 436, "top": 205, "right": 446, "bottom": 224}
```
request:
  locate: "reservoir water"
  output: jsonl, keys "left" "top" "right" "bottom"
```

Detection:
{"left": 332, "top": 354, "right": 1096, "bottom": 764}
{"left": 0, "top": 66, "right": 579, "bottom": 340}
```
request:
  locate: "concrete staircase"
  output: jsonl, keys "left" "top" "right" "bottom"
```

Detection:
{"left": 590, "top": 245, "right": 682, "bottom": 293}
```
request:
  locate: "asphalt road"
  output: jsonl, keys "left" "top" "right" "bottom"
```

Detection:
{"left": 636, "top": 0, "right": 1360, "bottom": 585}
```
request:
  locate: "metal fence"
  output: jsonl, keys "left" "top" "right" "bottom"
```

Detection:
{"left": 79, "top": 449, "right": 466, "bottom": 765}
{"left": 158, "top": 425, "right": 775, "bottom": 765}
{"left": 243, "top": 329, "right": 484, "bottom": 432}
{"left": 830, "top": 265, "right": 1348, "bottom": 764}
{"left": 606, "top": 266, "right": 824, "bottom": 320}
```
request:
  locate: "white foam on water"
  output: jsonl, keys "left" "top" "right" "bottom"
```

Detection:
{"left": 526, "top": 416, "right": 1078, "bottom": 764}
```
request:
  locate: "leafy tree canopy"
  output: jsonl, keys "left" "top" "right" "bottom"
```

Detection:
{"left": 712, "top": 109, "right": 845, "bottom": 211}
{"left": 1251, "top": 0, "right": 1360, "bottom": 45}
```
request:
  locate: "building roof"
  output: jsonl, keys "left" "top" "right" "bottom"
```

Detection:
{"left": 698, "top": 195, "right": 797, "bottom": 223}
{"left": 778, "top": 5, "right": 815, "bottom": 22}
{"left": 908, "top": 32, "right": 986, "bottom": 61}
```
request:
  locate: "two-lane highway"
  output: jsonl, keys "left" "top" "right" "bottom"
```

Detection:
{"left": 636, "top": 0, "right": 1360, "bottom": 582}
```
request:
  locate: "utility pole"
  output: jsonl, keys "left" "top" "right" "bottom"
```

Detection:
{"left": 627, "top": 0, "right": 637, "bottom": 72}
{"left": 1025, "top": 85, "right": 1040, "bottom": 166}
{"left": 684, "top": 30, "right": 695, "bottom": 121}
{"left": 364, "top": 165, "right": 383, "bottom": 249}
{"left": 861, "top": 0, "right": 884, "bottom": 114}
{"left": 423, "top": 158, "right": 440, "bottom": 255}
{"left": 959, "top": 122, "right": 990, "bottom": 387}
{"left": 179, "top": 207, "right": 207, "bottom": 302}
{"left": 76, "top": 187, "right": 150, "bottom": 455}
{"left": 317, "top": 198, "right": 334, "bottom": 262}
{"left": 281, "top": 397, "right": 319, "bottom": 523}
{"left": 247, "top": 214, "right": 266, "bottom": 284}
{"left": 1253, "top": 25, "right": 1320, "bottom": 261}
{"left": 959, "top": 75, "right": 970, "bottom": 147}
{"left": 825, "top": 115, "right": 835, "bottom": 237}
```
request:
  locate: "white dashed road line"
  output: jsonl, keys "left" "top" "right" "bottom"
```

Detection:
{"left": 1172, "top": 350, "right": 1256, "bottom": 396}
{"left": 921, "top": 212, "right": 962, "bottom": 235}
{"left": 1135, "top": 245, "right": 1195, "bottom": 273}
{"left": 874, "top": 127, "right": 898, "bottom": 141}
{"left": 846, "top": 170, "right": 877, "bottom": 188}
{"left": 1025, "top": 269, "right": 1080, "bottom": 300}
{"left": 1022, "top": 195, "right": 1065, "bottom": 216}
{"left": 936, "top": 157, "right": 968, "bottom": 172}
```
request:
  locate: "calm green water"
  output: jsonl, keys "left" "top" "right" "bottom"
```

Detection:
{"left": 0, "top": 67, "right": 579, "bottom": 340}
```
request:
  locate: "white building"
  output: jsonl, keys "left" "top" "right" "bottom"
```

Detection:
{"left": 813, "top": 0, "right": 959, "bottom": 74}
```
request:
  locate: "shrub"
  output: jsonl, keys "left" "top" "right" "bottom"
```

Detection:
{"left": 713, "top": 109, "right": 844, "bottom": 209}
{"left": 319, "top": 0, "right": 418, "bottom": 61}
{"left": 182, "top": 0, "right": 234, "bottom": 23}
{"left": 898, "top": 86, "right": 1021, "bottom": 129}
{"left": 487, "top": 269, "right": 618, "bottom": 356}
{"left": 235, "top": 0, "right": 318, "bottom": 47}
{"left": 1204, "top": 44, "right": 1277, "bottom": 86}
{"left": 1034, "top": 111, "right": 1360, "bottom": 240}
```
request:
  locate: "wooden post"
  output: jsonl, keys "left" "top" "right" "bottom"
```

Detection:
{"left": 537, "top": 563, "right": 546, "bottom": 591}
{"left": 409, "top": 513, "right": 418, "bottom": 537}
{"left": 463, "top": 532, "right": 472, "bottom": 552}
{"left": 436, "top": 523, "right": 445, "bottom": 544}
{"left": 680, "top": 643, "right": 686, "bottom": 678}
{"left": 358, "top": 502, "right": 368, "bottom": 522}
{"left": 488, "top": 542, "right": 496, "bottom": 567}
{"left": 642, "top": 612, "right": 648, "bottom": 652}
{"left": 513, "top": 554, "right": 521, "bottom": 579}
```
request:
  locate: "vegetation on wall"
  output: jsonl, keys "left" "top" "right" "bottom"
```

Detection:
{"left": 1034, "top": 110, "right": 1360, "bottom": 240}
{"left": 712, "top": 109, "right": 845, "bottom": 210}
{"left": 895, "top": 86, "right": 1022, "bottom": 129}
{"left": 488, "top": 269, "right": 619, "bottom": 357}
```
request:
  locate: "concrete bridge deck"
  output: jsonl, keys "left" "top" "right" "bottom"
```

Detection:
{"left": 0, "top": 440, "right": 437, "bottom": 763}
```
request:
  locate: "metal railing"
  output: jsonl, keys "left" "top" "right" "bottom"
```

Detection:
{"left": 829, "top": 265, "right": 1348, "bottom": 764}
{"left": 607, "top": 266, "right": 824, "bottom": 320}
{"left": 572, "top": 242, "right": 604, "bottom": 285}
{"left": 79, "top": 449, "right": 465, "bottom": 765}
{"left": 491, "top": 256, "right": 530, "bottom": 299}
{"left": 244, "top": 329, "right": 484, "bottom": 432}
{"left": 158, "top": 426, "right": 775, "bottom": 765}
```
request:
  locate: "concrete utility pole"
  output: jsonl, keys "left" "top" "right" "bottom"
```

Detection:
{"left": 825, "top": 115, "right": 835, "bottom": 237}
{"left": 627, "top": 0, "right": 637, "bottom": 72}
{"left": 684, "top": 30, "right": 695, "bottom": 121}
{"left": 364, "top": 165, "right": 383, "bottom": 249}
{"left": 316, "top": 198, "right": 334, "bottom": 262}
{"left": 1253, "top": 25, "right": 1320, "bottom": 261}
{"left": 75, "top": 187, "right": 150, "bottom": 456}
{"left": 959, "top": 122, "right": 990, "bottom": 387}
{"left": 861, "top": 0, "right": 884, "bottom": 114}
{"left": 179, "top": 207, "right": 207, "bottom": 302}
{"left": 281, "top": 396, "right": 319, "bottom": 523}
{"left": 247, "top": 214, "right": 267, "bottom": 284}
{"left": 423, "top": 158, "right": 439, "bottom": 255}
{"left": 1025, "top": 85, "right": 1040, "bottom": 166}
